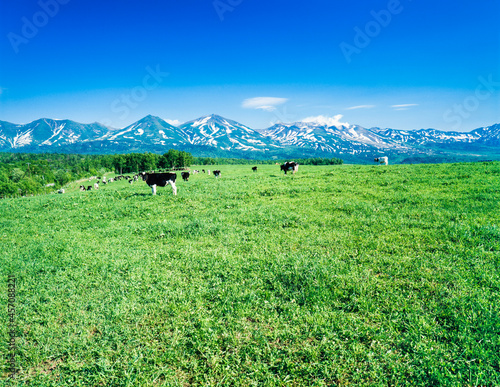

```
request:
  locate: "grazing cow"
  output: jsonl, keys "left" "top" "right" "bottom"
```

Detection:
{"left": 87, "top": 186, "right": 92, "bottom": 191}
{"left": 207, "top": 170, "right": 211, "bottom": 175}
{"left": 58, "top": 189, "right": 65, "bottom": 194}
{"left": 93, "top": 183, "right": 99, "bottom": 190}
{"left": 142, "top": 172, "right": 177, "bottom": 196}
{"left": 213, "top": 170, "right": 221, "bottom": 178}
{"left": 128, "top": 179, "right": 133, "bottom": 184}
{"left": 202, "top": 169, "right": 205, "bottom": 173}
{"left": 252, "top": 166, "right": 257, "bottom": 172}
{"left": 181, "top": 172, "right": 190, "bottom": 181}
{"left": 374, "top": 156, "right": 389, "bottom": 165}
{"left": 192, "top": 170, "right": 199, "bottom": 174}
{"left": 80, "top": 185, "right": 86, "bottom": 191}
{"left": 280, "top": 161, "right": 299, "bottom": 175}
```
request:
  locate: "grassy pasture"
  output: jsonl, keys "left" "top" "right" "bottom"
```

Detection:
{"left": 0, "top": 162, "right": 499, "bottom": 386}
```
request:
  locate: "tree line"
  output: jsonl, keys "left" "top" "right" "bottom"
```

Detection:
{"left": 0, "top": 151, "right": 342, "bottom": 197}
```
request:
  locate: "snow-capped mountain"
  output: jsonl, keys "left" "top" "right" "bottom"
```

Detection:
{"left": 371, "top": 127, "right": 481, "bottom": 146}
{"left": 472, "top": 124, "right": 500, "bottom": 145}
{"left": 262, "top": 122, "right": 410, "bottom": 155}
{"left": 100, "top": 115, "right": 188, "bottom": 147}
{"left": 179, "top": 114, "right": 277, "bottom": 151}
{"left": 0, "top": 119, "right": 109, "bottom": 149}
{"left": 0, "top": 114, "right": 499, "bottom": 162}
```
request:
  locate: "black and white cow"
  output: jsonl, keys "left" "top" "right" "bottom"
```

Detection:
{"left": 213, "top": 170, "right": 221, "bottom": 178}
{"left": 80, "top": 185, "right": 86, "bottom": 191}
{"left": 280, "top": 161, "right": 299, "bottom": 175}
{"left": 252, "top": 166, "right": 258, "bottom": 172}
{"left": 181, "top": 172, "right": 190, "bottom": 181}
{"left": 142, "top": 172, "right": 177, "bottom": 196}
{"left": 374, "top": 156, "right": 389, "bottom": 165}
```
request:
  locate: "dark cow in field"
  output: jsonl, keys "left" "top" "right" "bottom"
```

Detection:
{"left": 80, "top": 185, "right": 86, "bottom": 191}
{"left": 280, "top": 161, "right": 299, "bottom": 175}
{"left": 213, "top": 170, "right": 221, "bottom": 178}
{"left": 252, "top": 166, "right": 258, "bottom": 172}
{"left": 142, "top": 172, "right": 177, "bottom": 196}
{"left": 87, "top": 186, "right": 93, "bottom": 191}
{"left": 181, "top": 172, "right": 190, "bottom": 181}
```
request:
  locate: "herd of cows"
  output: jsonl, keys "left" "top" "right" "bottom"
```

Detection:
{"left": 60, "top": 158, "right": 387, "bottom": 196}
{"left": 142, "top": 162, "right": 301, "bottom": 196}
{"left": 66, "top": 162, "right": 300, "bottom": 196}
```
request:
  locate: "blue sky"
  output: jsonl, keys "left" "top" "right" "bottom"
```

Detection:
{"left": 0, "top": 0, "right": 499, "bottom": 131}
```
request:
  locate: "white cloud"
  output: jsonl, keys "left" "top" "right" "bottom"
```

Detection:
{"left": 391, "top": 104, "right": 418, "bottom": 108}
{"left": 302, "top": 114, "right": 349, "bottom": 127}
{"left": 242, "top": 97, "right": 288, "bottom": 111}
{"left": 345, "top": 105, "right": 375, "bottom": 110}
{"left": 391, "top": 104, "right": 419, "bottom": 111}
{"left": 165, "top": 119, "right": 182, "bottom": 126}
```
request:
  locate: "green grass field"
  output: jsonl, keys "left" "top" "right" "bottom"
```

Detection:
{"left": 1, "top": 162, "right": 499, "bottom": 386}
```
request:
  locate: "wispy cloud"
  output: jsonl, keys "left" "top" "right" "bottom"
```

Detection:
{"left": 242, "top": 97, "right": 288, "bottom": 112}
{"left": 302, "top": 114, "right": 349, "bottom": 127}
{"left": 165, "top": 119, "right": 182, "bottom": 126}
{"left": 345, "top": 105, "right": 375, "bottom": 110}
{"left": 391, "top": 104, "right": 419, "bottom": 111}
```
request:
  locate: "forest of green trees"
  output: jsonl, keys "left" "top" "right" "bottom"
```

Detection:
{"left": 0, "top": 150, "right": 342, "bottom": 198}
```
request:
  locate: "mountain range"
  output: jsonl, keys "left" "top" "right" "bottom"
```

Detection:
{"left": 1, "top": 114, "right": 499, "bottom": 163}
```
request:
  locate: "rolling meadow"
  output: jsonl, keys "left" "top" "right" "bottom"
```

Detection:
{"left": 0, "top": 162, "right": 499, "bottom": 386}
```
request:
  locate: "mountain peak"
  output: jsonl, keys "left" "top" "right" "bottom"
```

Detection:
{"left": 140, "top": 114, "right": 161, "bottom": 121}
{"left": 198, "top": 114, "right": 230, "bottom": 122}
